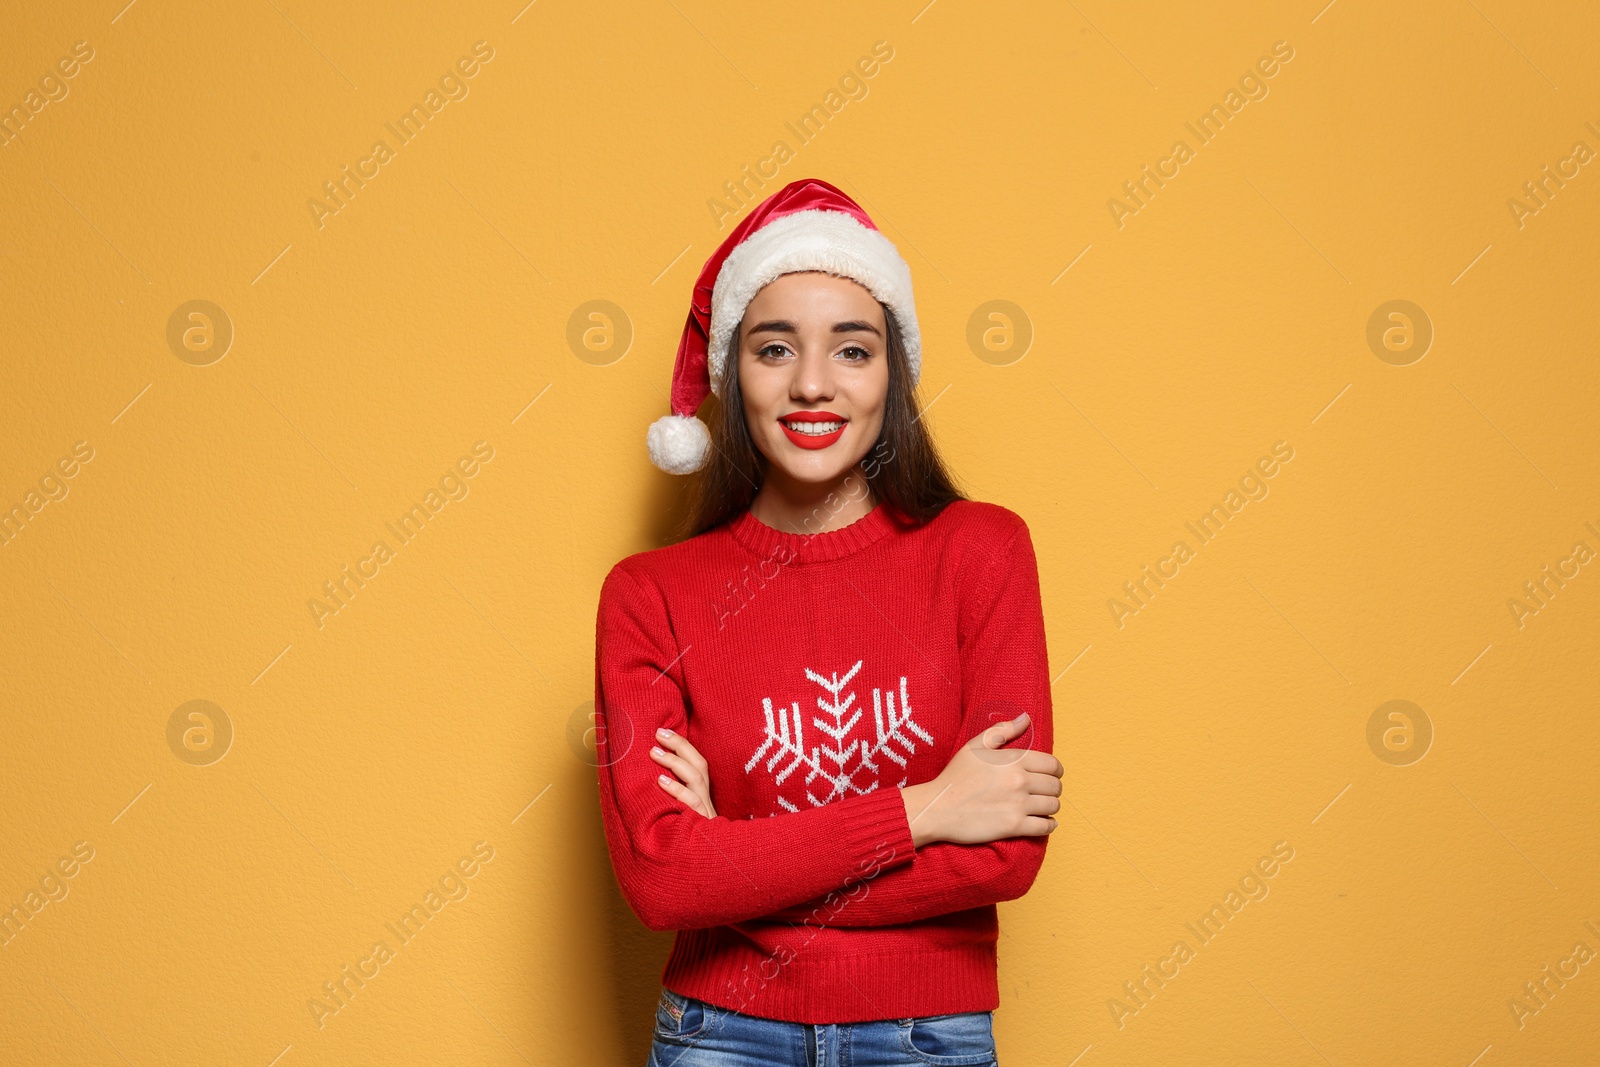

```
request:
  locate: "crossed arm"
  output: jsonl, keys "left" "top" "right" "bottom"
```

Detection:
{"left": 644, "top": 520, "right": 1057, "bottom": 928}
{"left": 655, "top": 732, "right": 1051, "bottom": 927}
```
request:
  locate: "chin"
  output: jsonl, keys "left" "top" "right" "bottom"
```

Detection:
{"left": 779, "top": 462, "right": 852, "bottom": 485}
{"left": 767, "top": 449, "right": 868, "bottom": 487}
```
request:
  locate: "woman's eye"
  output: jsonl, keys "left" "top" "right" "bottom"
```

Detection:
{"left": 755, "top": 343, "right": 871, "bottom": 360}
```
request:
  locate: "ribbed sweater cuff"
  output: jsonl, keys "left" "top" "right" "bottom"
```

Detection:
{"left": 830, "top": 787, "right": 918, "bottom": 882}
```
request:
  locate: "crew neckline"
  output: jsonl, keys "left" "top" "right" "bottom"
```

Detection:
{"left": 728, "top": 499, "right": 902, "bottom": 564}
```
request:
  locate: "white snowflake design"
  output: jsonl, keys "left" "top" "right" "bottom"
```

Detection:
{"left": 744, "top": 660, "right": 934, "bottom": 815}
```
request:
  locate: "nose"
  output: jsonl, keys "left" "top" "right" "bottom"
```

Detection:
{"left": 789, "top": 345, "right": 835, "bottom": 402}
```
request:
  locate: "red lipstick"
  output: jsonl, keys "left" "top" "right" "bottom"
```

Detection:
{"left": 778, "top": 410, "right": 847, "bottom": 450}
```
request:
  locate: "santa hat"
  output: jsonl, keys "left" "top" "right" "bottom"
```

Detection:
{"left": 646, "top": 178, "right": 922, "bottom": 475}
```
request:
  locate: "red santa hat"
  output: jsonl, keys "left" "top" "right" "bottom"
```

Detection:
{"left": 646, "top": 178, "right": 922, "bottom": 474}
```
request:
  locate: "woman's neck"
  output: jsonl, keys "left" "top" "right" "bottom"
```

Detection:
{"left": 748, "top": 466, "right": 877, "bottom": 535}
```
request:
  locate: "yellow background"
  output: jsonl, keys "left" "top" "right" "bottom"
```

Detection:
{"left": 3, "top": 0, "right": 1598, "bottom": 1063}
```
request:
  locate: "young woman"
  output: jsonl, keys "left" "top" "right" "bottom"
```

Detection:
{"left": 594, "top": 178, "right": 1063, "bottom": 1066}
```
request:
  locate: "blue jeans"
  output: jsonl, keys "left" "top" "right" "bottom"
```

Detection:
{"left": 647, "top": 987, "right": 999, "bottom": 1066}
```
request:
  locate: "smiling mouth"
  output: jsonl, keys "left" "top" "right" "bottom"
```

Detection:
{"left": 778, "top": 413, "right": 848, "bottom": 449}
{"left": 781, "top": 418, "right": 845, "bottom": 436}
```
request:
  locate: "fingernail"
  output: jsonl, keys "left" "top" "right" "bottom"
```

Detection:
{"left": 651, "top": 746, "right": 665, "bottom": 757}
{"left": 657, "top": 727, "right": 673, "bottom": 739}
{"left": 658, "top": 774, "right": 671, "bottom": 785}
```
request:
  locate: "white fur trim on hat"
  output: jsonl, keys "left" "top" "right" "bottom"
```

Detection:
{"left": 706, "top": 209, "right": 921, "bottom": 397}
{"left": 646, "top": 413, "right": 711, "bottom": 475}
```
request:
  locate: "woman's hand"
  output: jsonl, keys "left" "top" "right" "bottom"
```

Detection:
{"left": 900, "top": 712, "right": 1062, "bottom": 848}
{"left": 652, "top": 727, "right": 716, "bottom": 818}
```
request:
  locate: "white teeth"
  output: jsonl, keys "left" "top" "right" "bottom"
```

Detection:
{"left": 785, "top": 420, "right": 843, "bottom": 435}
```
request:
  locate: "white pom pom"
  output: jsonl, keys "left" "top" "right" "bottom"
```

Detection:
{"left": 646, "top": 414, "right": 712, "bottom": 475}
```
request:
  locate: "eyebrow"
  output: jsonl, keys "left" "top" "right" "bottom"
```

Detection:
{"left": 747, "top": 319, "right": 883, "bottom": 338}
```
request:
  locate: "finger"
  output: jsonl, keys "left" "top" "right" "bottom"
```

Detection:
{"left": 1023, "top": 793, "right": 1062, "bottom": 818}
{"left": 651, "top": 757, "right": 703, "bottom": 802}
{"left": 657, "top": 729, "right": 709, "bottom": 774}
{"left": 1017, "top": 813, "right": 1059, "bottom": 836}
{"left": 1024, "top": 770, "right": 1063, "bottom": 796}
{"left": 1018, "top": 750, "right": 1063, "bottom": 776}
{"left": 650, "top": 745, "right": 706, "bottom": 790}
{"left": 656, "top": 773, "right": 693, "bottom": 801}
{"left": 976, "top": 712, "right": 1029, "bottom": 749}
{"left": 656, "top": 773, "right": 712, "bottom": 818}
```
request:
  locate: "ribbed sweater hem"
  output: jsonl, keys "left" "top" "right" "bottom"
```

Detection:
{"left": 661, "top": 924, "right": 1000, "bottom": 1024}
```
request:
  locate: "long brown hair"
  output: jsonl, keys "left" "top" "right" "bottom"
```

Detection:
{"left": 676, "top": 299, "right": 967, "bottom": 541}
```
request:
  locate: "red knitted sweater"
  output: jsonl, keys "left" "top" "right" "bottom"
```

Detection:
{"left": 592, "top": 497, "right": 1053, "bottom": 1024}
